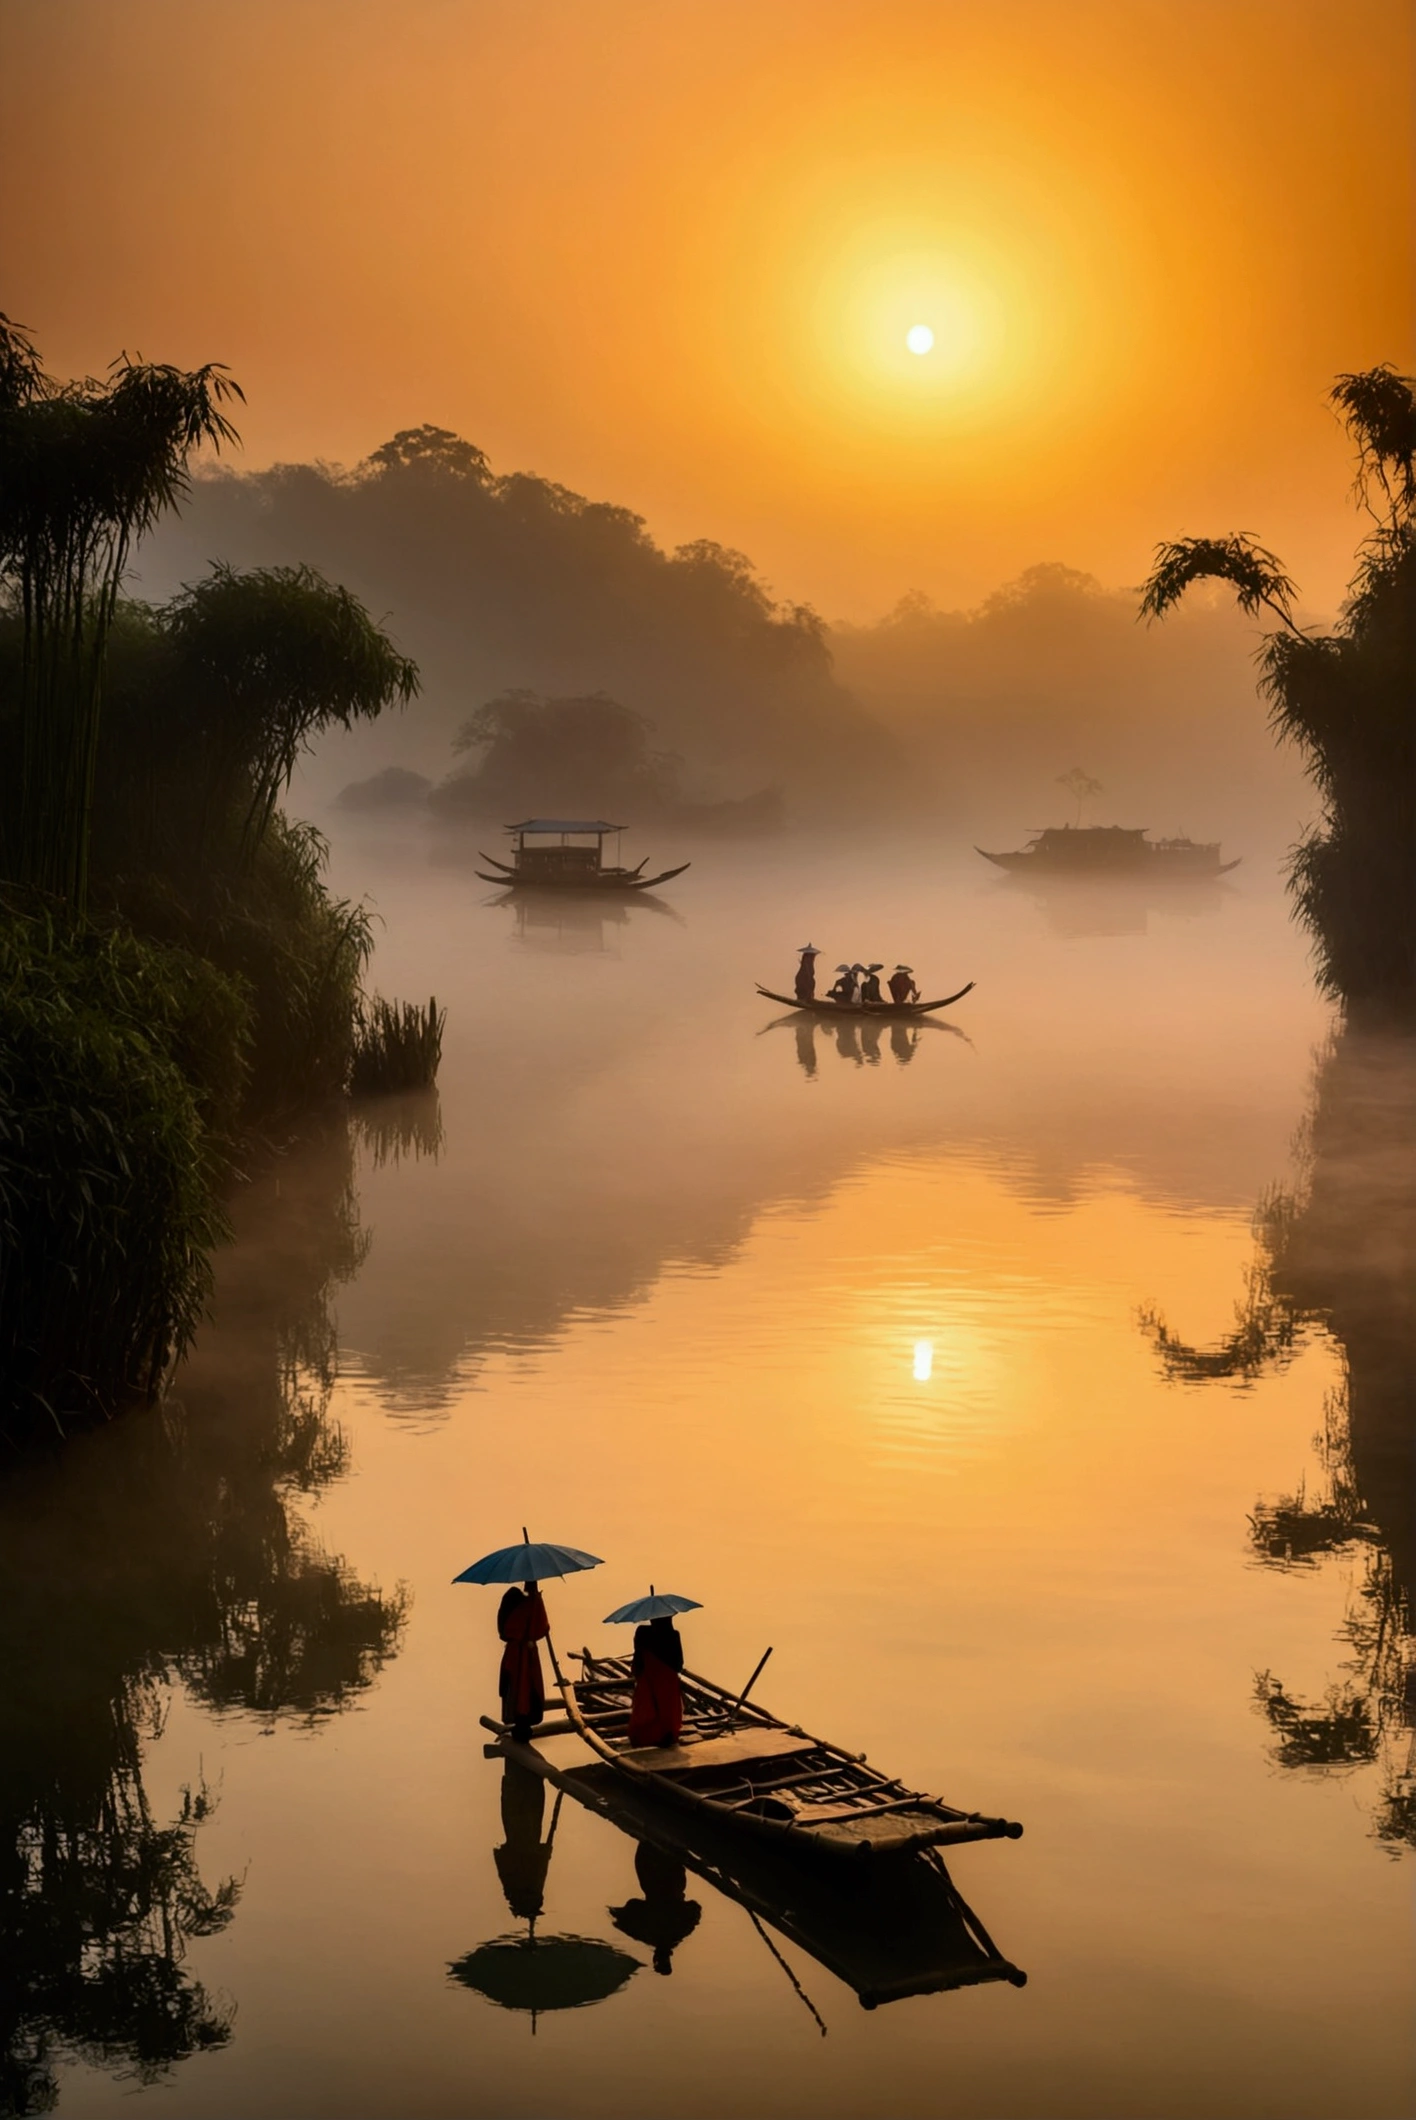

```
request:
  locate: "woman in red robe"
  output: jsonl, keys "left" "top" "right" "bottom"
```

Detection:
{"left": 498, "top": 1583, "right": 550, "bottom": 1742}
{"left": 628, "top": 1615, "right": 684, "bottom": 1748}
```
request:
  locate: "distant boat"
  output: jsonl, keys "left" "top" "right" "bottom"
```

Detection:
{"left": 976, "top": 825, "right": 1239, "bottom": 877}
{"left": 476, "top": 818, "right": 690, "bottom": 892}
{"left": 755, "top": 983, "right": 974, "bottom": 1017}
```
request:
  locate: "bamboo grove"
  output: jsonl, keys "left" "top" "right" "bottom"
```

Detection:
{"left": 1141, "top": 364, "right": 1416, "bottom": 1023}
{"left": 0, "top": 319, "right": 438, "bottom": 1439}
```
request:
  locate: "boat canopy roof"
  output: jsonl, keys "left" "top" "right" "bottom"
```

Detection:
{"left": 506, "top": 818, "right": 625, "bottom": 835}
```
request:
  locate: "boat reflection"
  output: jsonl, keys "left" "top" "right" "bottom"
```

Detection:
{"left": 481, "top": 1743, "right": 1025, "bottom": 2016}
{"left": 1141, "top": 1028, "right": 1416, "bottom": 1847}
{"left": 761, "top": 1011, "right": 971, "bottom": 1078}
{"left": 488, "top": 886, "right": 683, "bottom": 954}
{"left": 989, "top": 870, "right": 1236, "bottom": 939}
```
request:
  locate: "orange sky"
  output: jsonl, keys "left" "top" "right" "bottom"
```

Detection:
{"left": 2, "top": 0, "right": 1411, "bottom": 617}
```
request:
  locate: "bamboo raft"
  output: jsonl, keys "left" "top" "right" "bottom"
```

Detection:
{"left": 755, "top": 982, "right": 974, "bottom": 1017}
{"left": 536, "top": 1654, "right": 1023, "bottom": 1861}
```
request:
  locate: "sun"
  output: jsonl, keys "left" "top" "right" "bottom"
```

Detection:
{"left": 905, "top": 323, "right": 934, "bottom": 356}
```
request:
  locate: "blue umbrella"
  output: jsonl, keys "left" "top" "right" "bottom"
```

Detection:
{"left": 602, "top": 1586, "right": 702, "bottom": 1624}
{"left": 454, "top": 1528, "right": 604, "bottom": 1586}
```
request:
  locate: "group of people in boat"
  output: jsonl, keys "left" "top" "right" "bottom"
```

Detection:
{"left": 497, "top": 1583, "right": 685, "bottom": 1749}
{"left": 794, "top": 945, "right": 919, "bottom": 1007}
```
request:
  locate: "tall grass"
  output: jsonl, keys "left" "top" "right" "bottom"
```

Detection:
{"left": 349, "top": 995, "right": 445, "bottom": 1095}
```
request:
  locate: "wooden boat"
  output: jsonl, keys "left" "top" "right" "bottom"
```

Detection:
{"left": 485, "top": 1746, "right": 1026, "bottom": 2008}
{"left": 755, "top": 982, "right": 974, "bottom": 1017}
{"left": 475, "top": 817, "right": 690, "bottom": 892}
{"left": 546, "top": 1653, "right": 1022, "bottom": 1862}
{"left": 978, "top": 825, "right": 1239, "bottom": 877}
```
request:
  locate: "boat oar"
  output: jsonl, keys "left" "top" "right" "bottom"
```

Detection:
{"left": 721, "top": 1646, "right": 773, "bottom": 1731}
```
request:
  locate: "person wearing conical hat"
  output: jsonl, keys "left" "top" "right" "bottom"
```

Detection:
{"left": 793, "top": 944, "right": 820, "bottom": 1004}
{"left": 826, "top": 962, "right": 857, "bottom": 1005}
{"left": 888, "top": 964, "right": 920, "bottom": 1005}
{"left": 859, "top": 962, "right": 885, "bottom": 1004}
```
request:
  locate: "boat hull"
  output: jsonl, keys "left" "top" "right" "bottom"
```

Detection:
{"left": 977, "top": 846, "right": 1240, "bottom": 877}
{"left": 475, "top": 862, "right": 691, "bottom": 892}
{"left": 546, "top": 1656, "right": 1021, "bottom": 1864}
{"left": 755, "top": 983, "right": 973, "bottom": 1017}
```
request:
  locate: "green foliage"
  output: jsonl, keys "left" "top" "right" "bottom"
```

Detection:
{"left": 0, "top": 316, "right": 241, "bottom": 908}
{"left": 117, "top": 816, "right": 374, "bottom": 1120}
{"left": 0, "top": 910, "right": 250, "bottom": 1437}
{"left": 350, "top": 995, "right": 445, "bottom": 1095}
{"left": 161, "top": 562, "right": 418, "bottom": 860}
{"left": 1138, "top": 533, "right": 1300, "bottom": 628}
{"left": 1139, "top": 365, "right": 1416, "bottom": 1018}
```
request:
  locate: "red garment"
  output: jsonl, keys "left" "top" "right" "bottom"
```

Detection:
{"left": 629, "top": 1651, "right": 683, "bottom": 1747}
{"left": 498, "top": 1588, "right": 550, "bottom": 1723}
{"left": 888, "top": 972, "right": 918, "bottom": 1005}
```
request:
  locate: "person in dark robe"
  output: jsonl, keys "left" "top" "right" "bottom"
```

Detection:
{"left": 609, "top": 1842, "right": 702, "bottom": 1974}
{"left": 826, "top": 963, "right": 857, "bottom": 1005}
{"left": 498, "top": 1582, "right": 550, "bottom": 1743}
{"left": 493, "top": 1758, "right": 553, "bottom": 1921}
{"left": 888, "top": 964, "right": 920, "bottom": 1005}
{"left": 628, "top": 1615, "right": 684, "bottom": 1748}
{"left": 793, "top": 946, "right": 820, "bottom": 1003}
{"left": 859, "top": 963, "right": 884, "bottom": 1004}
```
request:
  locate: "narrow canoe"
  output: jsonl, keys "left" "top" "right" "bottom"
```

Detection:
{"left": 549, "top": 1654, "right": 1022, "bottom": 1862}
{"left": 755, "top": 982, "right": 974, "bottom": 1017}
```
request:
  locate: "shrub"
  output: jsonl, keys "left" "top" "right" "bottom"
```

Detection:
{"left": 0, "top": 911, "right": 250, "bottom": 1437}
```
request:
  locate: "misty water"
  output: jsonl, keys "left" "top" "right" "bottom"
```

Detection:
{"left": 8, "top": 826, "right": 1413, "bottom": 2120}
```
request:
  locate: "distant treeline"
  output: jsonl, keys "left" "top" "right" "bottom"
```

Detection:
{"left": 139, "top": 426, "right": 888, "bottom": 815}
{"left": 142, "top": 430, "right": 1300, "bottom": 838}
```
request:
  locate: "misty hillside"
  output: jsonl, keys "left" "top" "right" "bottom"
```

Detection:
{"left": 833, "top": 565, "right": 1313, "bottom": 848}
{"left": 139, "top": 430, "right": 1309, "bottom": 841}
{"left": 137, "top": 426, "right": 889, "bottom": 816}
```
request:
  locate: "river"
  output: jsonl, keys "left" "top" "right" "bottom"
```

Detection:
{"left": 4, "top": 826, "right": 1412, "bottom": 2120}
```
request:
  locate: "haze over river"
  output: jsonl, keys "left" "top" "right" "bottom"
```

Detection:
{"left": 10, "top": 826, "right": 1413, "bottom": 2119}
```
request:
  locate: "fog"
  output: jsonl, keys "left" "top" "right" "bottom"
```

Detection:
{"left": 140, "top": 437, "right": 1311, "bottom": 854}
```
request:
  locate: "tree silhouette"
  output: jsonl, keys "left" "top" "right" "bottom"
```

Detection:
{"left": 1140, "top": 365, "right": 1416, "bottom": 1019}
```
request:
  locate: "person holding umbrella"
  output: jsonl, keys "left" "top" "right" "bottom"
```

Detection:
{"left": 454, "top": 1530, "right": 603, "bottom": 1743}
{"left": 498, "top": 1582, "right": 550, "bottom": 1743}
{"left": 604, "top": 1587, "right": 702, "bottom": 1750}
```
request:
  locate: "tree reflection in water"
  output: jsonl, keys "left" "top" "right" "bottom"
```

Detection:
{"left": 1141, "top": 1031, "right": 1416, "bottom": 1850}
{"left": 0, "top": 1117, "right": 407, "bottom": 2112}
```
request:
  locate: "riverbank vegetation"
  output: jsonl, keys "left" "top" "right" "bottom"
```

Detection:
{"left": 0, "top": 319, "right": 429, "bottom": 1442}
{"left": 1141, "top": 364, "right": 1416, "bottom": 1022}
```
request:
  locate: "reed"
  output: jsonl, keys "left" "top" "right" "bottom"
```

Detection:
{"left": 349, "top": 995, "right": 446, "bottom": 1096}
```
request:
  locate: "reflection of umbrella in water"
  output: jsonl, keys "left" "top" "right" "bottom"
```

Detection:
{"left": 450, "top": 1759, "right": 643, "bottom": 2028}
{"left": 449, "top": 1934, "right": 640, "bottom": 2017}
